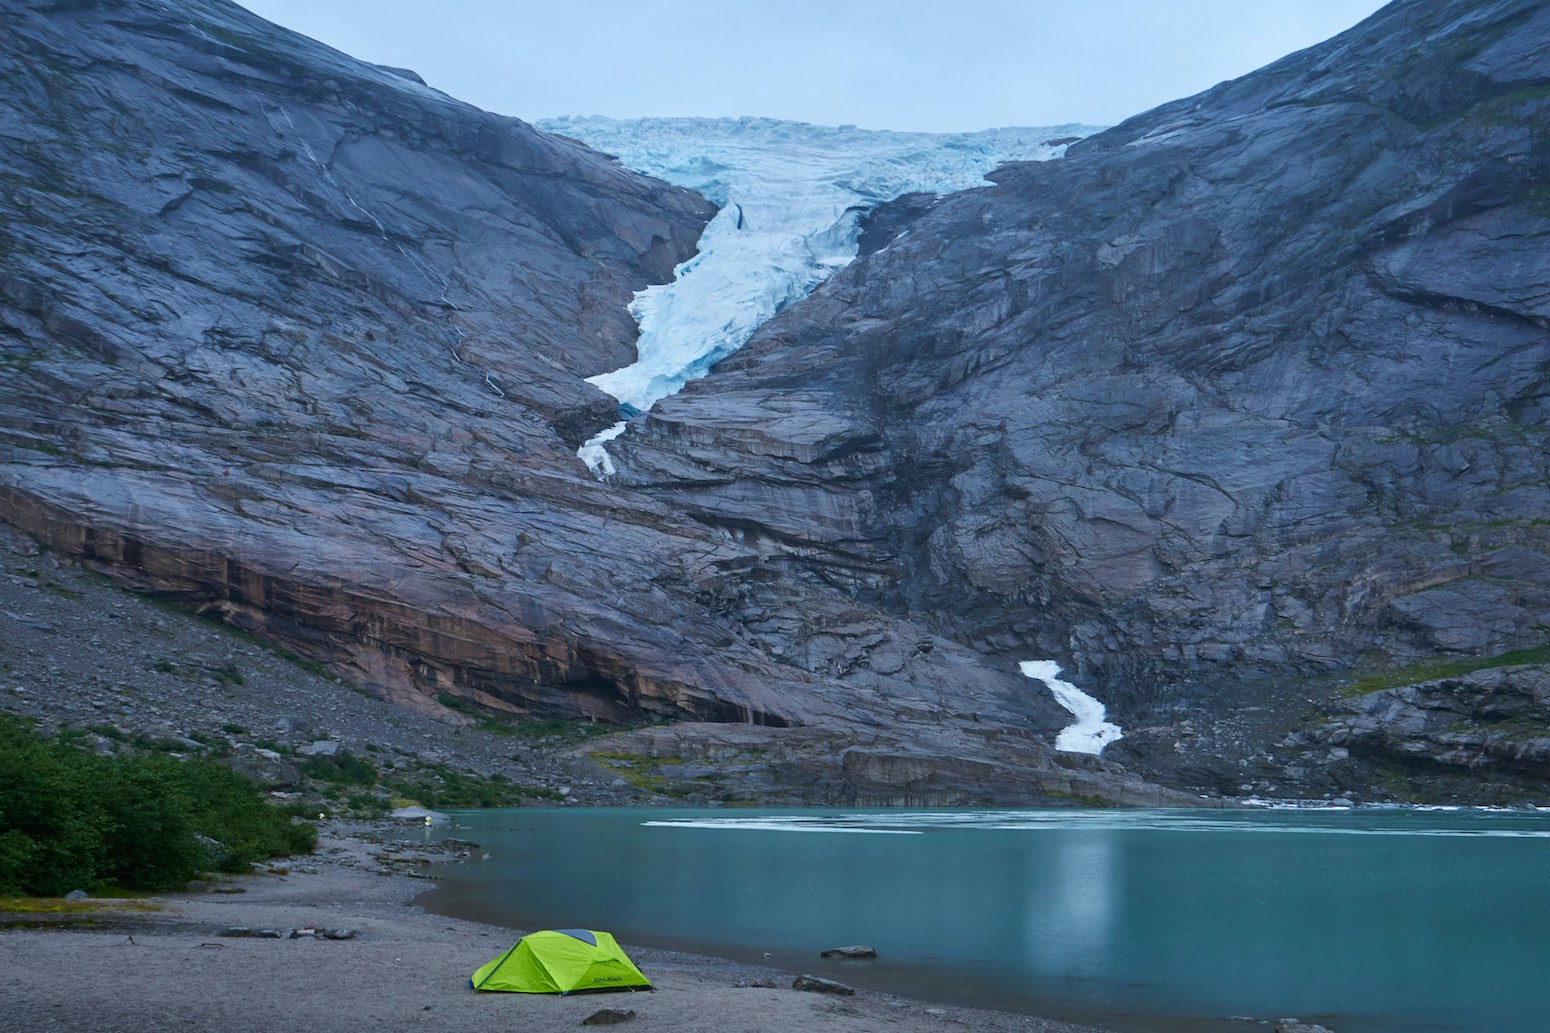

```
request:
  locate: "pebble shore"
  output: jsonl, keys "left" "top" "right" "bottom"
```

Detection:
{"left": 0, "top": 821, "right": 1121, "bottom": 1033}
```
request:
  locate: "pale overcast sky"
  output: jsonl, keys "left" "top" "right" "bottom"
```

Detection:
{"left": 236, "top": 1, "right": 1390, "bottom": 132}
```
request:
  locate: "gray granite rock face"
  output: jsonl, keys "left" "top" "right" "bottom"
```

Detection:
{"left": 2, "top": 0, "right": 1547, "bottom": 801}
{"left": 0, "top": 0, "right": 766, "bottom": 722}
{"left": 0, "top": 0, "right": 1098, "bottom": 803}
{"left": 609, "top": 0, "right": 1550, "bottom": 790}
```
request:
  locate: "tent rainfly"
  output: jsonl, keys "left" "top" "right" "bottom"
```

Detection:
{"left": 470, "top": 929, "right": 653, "bottom": 994}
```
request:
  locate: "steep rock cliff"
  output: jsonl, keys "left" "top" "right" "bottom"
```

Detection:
{"left": 3, "top": 0, "right": 1129, "bottom": 804}
{"left": 0, "top": 0, "right": 775, "bottom": 723}
{"left": 5, "top": 0, "right": 1548, "bottom": 803}
{"left": 610, "top": 0, "right": 1550, "bottom": 796}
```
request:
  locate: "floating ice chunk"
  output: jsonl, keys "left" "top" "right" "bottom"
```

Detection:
{"left": 1019, "top": 660, "right": 1123, "bottom": 755}
{"left": 641, "top": 819, "right": 922, "bottom": 834}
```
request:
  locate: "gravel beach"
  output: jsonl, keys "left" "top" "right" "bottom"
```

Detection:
{"left": 0, "top": 821, "right": 1126, "bottom": 1033}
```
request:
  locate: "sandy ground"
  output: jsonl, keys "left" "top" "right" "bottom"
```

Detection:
{"left": 0, "top": 822, "right": 1125, "bottom": 1033}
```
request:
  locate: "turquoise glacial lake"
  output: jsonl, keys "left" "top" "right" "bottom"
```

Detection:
{"left": 422, "top": 807, "right": 1550, "bottom": 1032}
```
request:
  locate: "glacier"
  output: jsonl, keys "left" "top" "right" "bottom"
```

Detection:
{"left": 536, "top": 116, "right": 1101, "bottom": 477}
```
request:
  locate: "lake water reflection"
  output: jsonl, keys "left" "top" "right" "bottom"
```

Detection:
{"left": 422, "top": 807, "right": 1550, "bottom": 1033}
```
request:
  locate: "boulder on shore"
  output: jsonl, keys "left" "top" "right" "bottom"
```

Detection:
{"left": 793, "top": 975, "right": 854, "bottom": 995}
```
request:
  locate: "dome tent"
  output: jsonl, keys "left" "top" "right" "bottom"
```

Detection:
{"left": 470, "top": 929, "right": 652, "bottom": 994}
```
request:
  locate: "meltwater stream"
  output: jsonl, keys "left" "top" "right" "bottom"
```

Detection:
{"left": 423, "top": 806, "right": 1550, "bottom": 1033}
{"left": 536, "top": 117, "right": 1099, "bottom": 476}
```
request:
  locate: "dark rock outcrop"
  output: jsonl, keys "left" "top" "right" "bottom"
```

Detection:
{"left": 792, "top": 975, "right": 854, "bottom": 995}
{"left": 1304, "top": 665, "right": 1550, "bottom": 789}
{"left": 608, "top": 0, "right": 1550, "bottom": 795}
{"left": 855, "top": 191, "right": 938, "bottom": 256}
{"left": 558, "top": 722, "right": 1206, "bottom": 807}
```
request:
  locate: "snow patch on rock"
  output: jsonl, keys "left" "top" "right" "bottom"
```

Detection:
{"left": 1020, "top": 660, "right": 1123, "bottom": 755}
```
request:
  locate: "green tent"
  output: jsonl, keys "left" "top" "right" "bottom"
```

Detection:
{"left": 470, "top": 929, "right": 653, "bottom": 994}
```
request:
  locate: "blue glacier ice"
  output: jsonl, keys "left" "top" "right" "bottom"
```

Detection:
{"left": 536, "top": 116, "right": 1101, "bottom": 476}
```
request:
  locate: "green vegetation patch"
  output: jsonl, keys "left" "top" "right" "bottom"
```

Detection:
{"left": 1045, "top": 789, "right": 1118, "bottom": 808}
{"left": 299, "top": 749, "right": 378, "bottom": 786}
{"left": 1341, "top": 643, "right": 1550, "bottom": 698}
{"left": 0, "top": 714, "right": 316, "bottom": 896}
{"left": 1444, "top": 713, "right": 1548, "bottom": 742}
{"left": 430, "top": 697, "right": 527, "bottom": 739}
{"left": 432, "top": 701, "right": 626, "bottom": 745}
{"left": 0, "top": 897, "right": 163, "bottom": 914}
{"left": 378, "top": 761, "right": 561, "bottom": 809}
{"left": 512, "top": 717, "right": 622, "bottom": 744}
{"left": 436, "top": 692, "right": 475, "bottom": 715}
{"left": 589, "top": 752, "right": 688, "bottom": 795}
{"left": 295, "top": 748, "right": 559, "bottom": 810}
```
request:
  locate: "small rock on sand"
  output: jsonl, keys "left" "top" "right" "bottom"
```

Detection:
{"left": 793, "top": 975, "right": 854, "bottom": 995}
{"left": 581, "top": 1007, "right": 637, "bottom": 1025}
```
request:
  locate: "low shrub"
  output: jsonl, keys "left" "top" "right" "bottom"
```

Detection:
{"left": 380, "top": 761, "right": 561, "bottom": 808}
{"left": 0, "top": 714, "right": 315, "bottom": 895}
{"left": 299, "top": 749, "right": 378, "bottom": 786}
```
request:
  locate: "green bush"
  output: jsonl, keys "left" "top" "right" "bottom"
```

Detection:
{"left": 0, "top": 717, "right": 105, "bottom": 895}
{"left": 345, "top": 792, "right": 389, "bottom": 817}
{"left": 299, "top": 749, "right": 378, "bottom": 786}
{"left": 0, "top": 828, "right": 40, "bottom": 896}
{"left": 95, "top": 756, "right": 209, "bottom": 890}
{"left": 380, "top": 761, "right": 562, "bottom": 808}
{"left": 0, "top": 714, "right": 316, "bottom": 895}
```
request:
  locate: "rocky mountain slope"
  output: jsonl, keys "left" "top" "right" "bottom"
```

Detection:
{"left": 607, "top": 0, "right": 1550, "bottom": 800}
{"left": 1, "top": 0, "right": 1160, "bottom": 806}
{"left": 1, "top": 0, "right": 770, "bottom": 725}
{"left": 3, "top": 0, "right": 1547, "bottom": 804}
{"left": 0, "top": 523, "right": 629, "bottom": 807}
